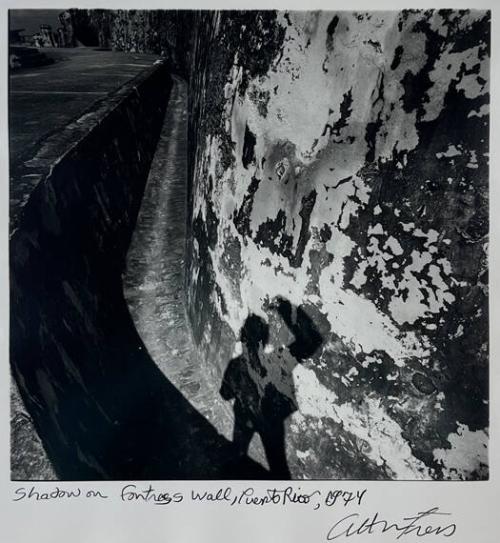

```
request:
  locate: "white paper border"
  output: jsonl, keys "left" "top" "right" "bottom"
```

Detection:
{"left": 0, "top": 1, "right": 498, "bottom": 542}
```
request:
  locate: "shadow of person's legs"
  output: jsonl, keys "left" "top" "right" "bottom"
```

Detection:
{"left": 232, "top": 401, "right": 255, "bottom": 456}
{"left": 259, "top": 421, "right": 291, "bottom": 479}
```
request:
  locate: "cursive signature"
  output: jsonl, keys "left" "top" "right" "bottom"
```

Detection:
{"left": 326, "top": 507, "right": 456, "bottom": 540}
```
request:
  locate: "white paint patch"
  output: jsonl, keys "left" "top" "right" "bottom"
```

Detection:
{"left": 384, "top": 236, "right": 404, "bottom": 256}
{"left": 350, "top": 260, "right": 369, "bottom": 290}
{"left": 467, "top": 104, "right": 489, "bottom": 118}
{"left": 388, "top": 248, "right": 455, "bottom": 325}
{"left": 296, "top": 449, "right": 312, "bottom": 460}
{"left": 368, "top": 223, "right": 384, "bottom": 235}
{"left": 232, "top": 341, "right": 243, "bottom": 357}
{"left": 433, "top": 424, "right": 488, "bottom": 479}
{"left": 436, "top": 144, "right": 462, "bottom": 159}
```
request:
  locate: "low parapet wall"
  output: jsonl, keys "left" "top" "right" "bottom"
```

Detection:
{"left": 10, "top": 61, "right": 173, "bottom": 479}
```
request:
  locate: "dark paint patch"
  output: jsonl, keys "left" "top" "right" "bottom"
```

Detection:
{"left": 412, "top": 372, "right": 437, "bottom": 394}
{"left": 320, "top": 223, "right": 332, "bottom": 242}
{"left": 233, "top": 176, "right": 261, "bottom": 238}
{"left": 205, "top": 198, "right": 219, "bottom": 250}
{"left": 242, "top": 124, "right": 257, "bottom": 169}
{"left": 326, "top": 15, "right": 340, "bottom": 50}
{"left": 330, "top": 89, "right": 353, "bottom": 140}
{"left": 254, "top": 210, "right": 294, "bottom": 260}
{"left": 391, "top": 45, "right": 404, "bottom": 70}
{"left": 293, "top": 189, "right": 317, "bottom": 268}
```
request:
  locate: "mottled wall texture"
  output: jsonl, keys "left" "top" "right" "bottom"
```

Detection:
{"left": 187, "top": 10, "right": 489, "bottom": 479}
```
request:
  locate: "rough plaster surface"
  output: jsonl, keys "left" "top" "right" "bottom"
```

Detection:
{"left": 187, "top": 10, "right": 489, "bottom": 479}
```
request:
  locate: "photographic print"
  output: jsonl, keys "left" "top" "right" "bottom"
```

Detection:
{"left": 9, "top": 8, "right": 490, "bottom": 481}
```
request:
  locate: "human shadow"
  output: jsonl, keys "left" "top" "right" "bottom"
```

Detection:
{"left": 11, "top": 225, "right": 270, "bottom": 480}
{"left": 10, "top": 86, "right": 270, "bottom": 480}
{"left": 220, "top": 300, "right": 323, "bottom": 479}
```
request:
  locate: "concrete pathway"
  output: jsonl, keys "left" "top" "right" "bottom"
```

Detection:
{"left": 9, "top": 47, "right": 160, "bottom": 166}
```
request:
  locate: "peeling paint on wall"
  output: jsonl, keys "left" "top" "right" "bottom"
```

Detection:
{"left": 187, "top": 10, "right": 489, "bottom": 479}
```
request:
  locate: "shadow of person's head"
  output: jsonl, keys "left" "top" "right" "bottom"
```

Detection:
{"left": 240, "top": 314, "right": 269, "bottom": 353}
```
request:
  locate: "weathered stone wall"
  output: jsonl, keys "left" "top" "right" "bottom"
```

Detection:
{"left": 66, "top": 9, "right": 192, "bottom": 76}
{"left": 10, "top": 63, "right": 173, "bottom": 479}
{"left": 187, "top": 10, "right": 489, "bottom": 479}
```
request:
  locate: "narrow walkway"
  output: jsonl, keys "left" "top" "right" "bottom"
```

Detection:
{"left": 9, "top": 47, "right": 160, "bottom": 166}
{"left": 123, "top": 76, "right": 232, "bottom": 440}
